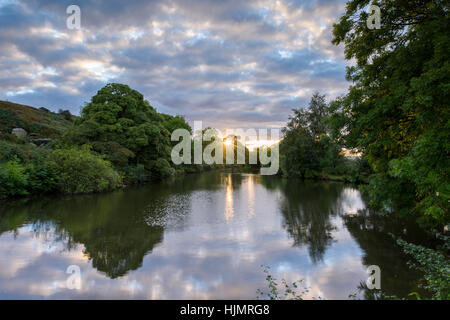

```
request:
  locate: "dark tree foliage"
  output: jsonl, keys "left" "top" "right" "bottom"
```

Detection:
{"left": 280, "top": 93, "right": 343, "bottom": 179}
{"left": 64, "top": 83, "right": 190, "bottom": 180}
{"left": 331, "top": 0, "right": 449, "bottom": 226}
{"left": 58, "top": 109, "right": 73, "bottom": 121}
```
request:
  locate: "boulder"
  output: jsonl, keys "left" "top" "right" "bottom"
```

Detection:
{"left": 11, "top": 128, "right": 27, "bottom": 139}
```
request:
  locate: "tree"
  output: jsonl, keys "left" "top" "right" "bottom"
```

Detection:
{"left": 280, "top": 93, "right": 343, "bottom": 178}
{"left": 307, "top": 92, "right": 329, "bottom": 139}
{"left": 331, "top": 0, "right": 449, "bottom": 226}
{"left": 58, "top": 109, "right": 73, "bottom": 121}
{"left": 64, "top": 83, "right": 175, "bottom": 180}
{"left": 161, "top": 114, "right": 192, "bottom": 136}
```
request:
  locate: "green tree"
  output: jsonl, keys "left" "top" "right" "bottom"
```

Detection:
{"left": 58, "top": 109, "right": 73, "bottom": 121}
{"left": 64, "top": 83, "right": 175, "bottom": 180}
{"left": 161, "top": 114, "right": 192, "bottom": 136}
{"left": 51, "top": 146, "right": 122, "bottom": 194}
{"left": 331, "top": 0, "right": 449, "bottom": 226}
{"left": 280, "top": 93, "right": 343, "bottom": 178}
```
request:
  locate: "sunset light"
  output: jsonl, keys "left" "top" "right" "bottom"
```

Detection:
{"left": 0, "top": 0, "right": 445, "bottom": 308}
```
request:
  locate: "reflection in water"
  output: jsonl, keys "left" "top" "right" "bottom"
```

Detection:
{"left": 247, "top": 175, "right": 255, "bottom": 218}
{"left": 224, "top": 174, "right": 234, "bottom": 221}
{"left": 343, "top": 210, "right": 430, "bottom": 299}
{"left": 260, "top": 178, "right": 345, "bottom": 263}
{"left": 0, "top": 172, "right": 430, "bottom": 299}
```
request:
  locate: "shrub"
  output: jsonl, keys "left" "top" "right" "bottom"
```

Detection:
{"left": 0, "top": 139, "right": 43, "bottom": 162}
{"left": 0, "top": 109, "right": 24, "bottom": 134}
{"left": 256, "top": 265, "right": 310, "bottom": 300}
{"left": 51, "top": 146, "right": 122, "bottom": 194}
{"left": 122, "top": 164, "right": 151, "bottom": 184}
{"left": 0, "top": 133, "right": 17, "bottom": 142}
{"left": 150, "top": 158, "right": 174, "bottom": 180}
{"left": 396, "top": 235, "right": 450, "bottom": 300}
{"left": 0, "top": 158, "right": 29, "bottom": 198}
{"left": 91, "top": 141, "right": 135, "bottom": 167}
{"left": 25, "top": 157, "right": 59, "bottom": 194}
{"left": 58, "top": 109, "right": 73, "bottom": 121}
{"left": 304, "top": 169, "right": 318, "bottom": 179}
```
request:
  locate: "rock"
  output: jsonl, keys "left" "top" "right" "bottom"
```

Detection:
{"left": 30, "top": 138, "right": 52, "bottom": 146}
{"left": 11, "top": 128, "right": 27, "bottom": 139}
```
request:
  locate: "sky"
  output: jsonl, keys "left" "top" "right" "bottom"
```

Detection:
{"left": 0, "top": 0, "right": 350, "bottom": 130}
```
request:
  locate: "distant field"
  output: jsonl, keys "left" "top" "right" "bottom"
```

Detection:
{"left": 0, "top": 100, "right": 74, "bottom": 138}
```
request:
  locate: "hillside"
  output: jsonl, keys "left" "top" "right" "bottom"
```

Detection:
{"left": 0, "top": 100, "right": 75, "bottom": 138}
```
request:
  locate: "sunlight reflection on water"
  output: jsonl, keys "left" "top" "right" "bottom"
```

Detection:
{"left": 0, "top": 172, "right": 426, "bottom": 299}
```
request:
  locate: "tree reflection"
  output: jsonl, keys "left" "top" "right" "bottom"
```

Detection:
{"left": 54, "top": 189, "right": 167, "bottom": 278}
{"left": 0, "top": 179, "right": 195, "bottom": 278}
{"left": 343, "top": 210, "right": 431, "bottom": 299}
{"left": 0, "top": 172, "right": 238, "bottom": 278}
{"left": 261, "top": 177, "right": 344, "bottom": 263}
{"left": 0, "top": 172, "right": 434, "bottom": 298}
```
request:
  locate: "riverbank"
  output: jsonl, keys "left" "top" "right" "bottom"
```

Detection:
{"left": 314, "top": 173, "right": 369, "bottom": 184}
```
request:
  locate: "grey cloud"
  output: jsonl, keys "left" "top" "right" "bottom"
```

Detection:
{"left": 0, "top": 0, "right": 350, "bottom": 130}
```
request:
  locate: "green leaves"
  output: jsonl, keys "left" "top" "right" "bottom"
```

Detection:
{"left": 0, "top": 158, "right": 29, "bottom": 198}
{"left": 256, "top": 265, "right": 309, "bottom": 300}
{"left": 280, "top": 93, "right": 359, "bottom": 180}
{"left": 64, "top": 83, "right": 190, "bottom": 181}
{"left": 0, "top": 145, "right": 60, "bottom": 198}
{"left": 396, "top": 235, "right": 450, "bottom": 300}
{"left": 331, "top": 0, "right": 449, "bottom": 226}
{"left": 50, "top": 147, "right": 122, "bottom": 194}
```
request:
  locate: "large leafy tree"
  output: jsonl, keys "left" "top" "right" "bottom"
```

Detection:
{"left": 331, "top": 0, "right": 449, "bottom": 225}
{"left": 65, "top": 83, "right": 179, "bottom": 179}
{"left": 280, "top": 93, "right": 342, "bottom": 178}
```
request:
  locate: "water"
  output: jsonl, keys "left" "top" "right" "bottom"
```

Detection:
{"left": 0, "top": 172, "right": 429, "bottom": 299}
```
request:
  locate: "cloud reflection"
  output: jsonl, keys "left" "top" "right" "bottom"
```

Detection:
{"left": 0, "top": 172, "right": 424, "bottom": 299}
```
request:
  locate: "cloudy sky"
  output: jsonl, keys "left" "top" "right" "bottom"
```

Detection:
{"left": 0, "top": 0, "right": 350, "bottom": 130}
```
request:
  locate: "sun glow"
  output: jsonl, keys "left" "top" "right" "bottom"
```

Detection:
{"left": 245, "top": 139, "right": 280, "bottom": 151}
{"left": 222, "top": 138, "right": 280, "bottom": 150}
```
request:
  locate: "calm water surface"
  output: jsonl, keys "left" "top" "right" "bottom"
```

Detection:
{"left": 0, "top": 172, "right": 429, "bottom": 299}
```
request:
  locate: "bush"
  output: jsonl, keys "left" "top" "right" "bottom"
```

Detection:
{"left": 256, "top": 265, "right": 310, "bottom": 300}
{"left": 25, "top": 157, "right": 59, "bottom": 194}
{"left": 91, "top": 141, "right": 135, "bottom": 167}
{"left": 396, "top": 235, "right": 450, "bottom": 300}
{"left": 0, "top": 109, "right": 24, "bottom": 134}
{"left": 0, "top": 133, "right": 17, "bottom": 142}
{"left": 51, "top": 146, "right": 122, "bottom": 194}
{"left": 304, "top": 169, "right": 319, "bottom": 179}
{"left": 58, "top": 109, "right": 73, "bottom": 121}
{"left": 0, "top": 158, "right": 29, "bottom": 198}
{"left": 0, "top": 139, "right": 52, "bottom": 163}
{"left": 122, "top": 164, "right": 151, "bottom": 184}
{"left": 150, "top": 158, "right": 174, "bottom": 180}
